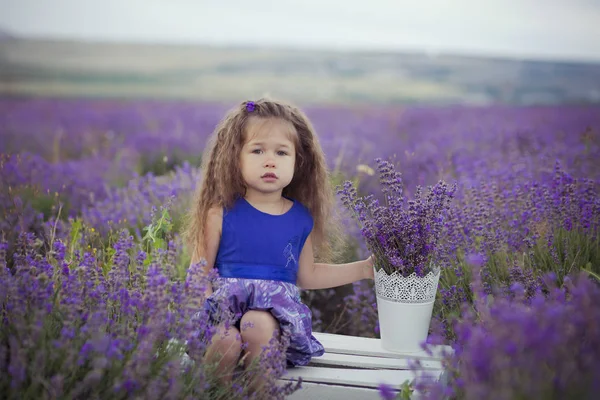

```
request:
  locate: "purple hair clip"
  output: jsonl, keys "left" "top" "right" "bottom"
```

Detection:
{"left": 245, "top": 101, "right": 256, "bottom": 112}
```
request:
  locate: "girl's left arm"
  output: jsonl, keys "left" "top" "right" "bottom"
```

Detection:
{"left": 296, "top": 234, "right": 374, "bottom": 290}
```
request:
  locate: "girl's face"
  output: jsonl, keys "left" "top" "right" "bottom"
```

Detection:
{"left": 240, "top": 117, "right": 297, "bottom": 198}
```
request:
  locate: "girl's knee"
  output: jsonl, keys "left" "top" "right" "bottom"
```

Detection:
{"left": 240, "top": 310, "right": 280, "bottom": 344}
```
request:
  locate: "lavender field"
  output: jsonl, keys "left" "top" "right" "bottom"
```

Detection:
{"left": 1, "top": 97, "right": 600, "bottom": 399}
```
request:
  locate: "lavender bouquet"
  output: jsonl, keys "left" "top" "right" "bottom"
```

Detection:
{"left": 338, "top": 158, "right": 457, "bottom": 278}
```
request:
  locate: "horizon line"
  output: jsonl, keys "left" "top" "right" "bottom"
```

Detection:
{"left": 3, "top": 30, "right": 600, "bottom": 66}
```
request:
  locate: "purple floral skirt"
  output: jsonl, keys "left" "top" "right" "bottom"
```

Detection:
{"left": 203, "top": 277, "right": 324, "bottom": 367}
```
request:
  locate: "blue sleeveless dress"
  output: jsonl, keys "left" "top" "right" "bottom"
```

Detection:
{"left": 203, "top": 196, "right": 325, "bottom": 366}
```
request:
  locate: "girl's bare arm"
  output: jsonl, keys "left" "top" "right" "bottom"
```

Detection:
{"left": 296, "top": 234, "right": 374, "bottom": 290}
{"left": 189, "top": 206, "right": 222, "bottom": 297}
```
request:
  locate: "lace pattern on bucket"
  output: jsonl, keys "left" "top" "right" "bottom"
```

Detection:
{"left": 374, "top": 268, "right": 441, "bottom": 304}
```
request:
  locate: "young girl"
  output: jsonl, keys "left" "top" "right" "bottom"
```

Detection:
{"left": 184, "top": 98, "right": 374, "bottom": 383}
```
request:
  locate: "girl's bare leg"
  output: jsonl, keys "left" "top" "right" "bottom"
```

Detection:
{"left": 204, "top": 325, "right": 242, "bottom": 384}
{"left": 239, "top": 310, "right": 281, "bottom": 392}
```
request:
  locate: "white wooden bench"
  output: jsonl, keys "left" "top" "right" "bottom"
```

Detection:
{"left": 168, "top": 332, "right": 451, "bottom": 399}
{"left": 280, "top": 332, "right": 452, "bottom": 399}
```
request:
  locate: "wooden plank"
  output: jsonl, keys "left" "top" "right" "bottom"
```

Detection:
{"left": 285, "top": 381, "right": 391, "bottom": 400}
{"left": 313, "top": 331, "right": 453, "bottom": 360}
{"left": 310, "top": 351, "right": 443, "bottom": 370}
{"left": 281, "top": 366, "right": 442, "bottom": 389}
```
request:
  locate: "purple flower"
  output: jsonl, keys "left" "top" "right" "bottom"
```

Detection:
{"left": 422, "top": 273, "right": 600, "bottom": 399}
{"left": 338, "top": 158, "right": 457, "bottom": 277}
{"left": 378, "top": 383, "right": 397, "bottom": 400}
{"left": 2, "top": 95, "right": 600, "bottom": 400}
{"left": 465, "top": 253, "right": 484, "bottom": 268}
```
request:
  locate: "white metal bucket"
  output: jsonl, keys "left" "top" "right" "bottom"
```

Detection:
{"left": 374, "top": 267, "right": 441, "bottom": 354}
{"left": 376, "top": 295, "right": 436, "bottom": 353}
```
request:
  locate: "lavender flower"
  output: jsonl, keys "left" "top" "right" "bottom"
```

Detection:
{"left": 378, "top": 383, "right": 398, "bottom": 399}
{"left": 421, "top": 273, "right": 600, "bottom": 400}
{"left": 2, "top": 97, "right": 600, "bottom": 398}
{"left": 0, "top": 219, "right": 301, "bottom": 399}
{"left": 338, "top": 158, "right": 457, "bottom": 277}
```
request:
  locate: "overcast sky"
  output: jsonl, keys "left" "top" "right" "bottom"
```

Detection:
{"left": 1, "top": 0, "right": 600, "bottom": 62}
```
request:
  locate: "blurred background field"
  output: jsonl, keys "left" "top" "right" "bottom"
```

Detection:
{"left": 2, "top": 36, "right": 600, "bottom": 105}
{"left": 2, "top": 1, "right": 600, "bottom": 399}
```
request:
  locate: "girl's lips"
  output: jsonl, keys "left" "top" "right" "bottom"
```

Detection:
{"left": 261, "top": 173, "right": 277, "bottom": 179}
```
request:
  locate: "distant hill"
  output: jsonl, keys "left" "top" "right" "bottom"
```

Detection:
{"left": 1, "top": 37, "right": 599, "bottom": 105}
{"left": 0, "top": 29, "right": 15, "bottom": 41}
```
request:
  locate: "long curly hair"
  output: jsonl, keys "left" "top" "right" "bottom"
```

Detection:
{"left": 183, "top": 97, "right": 341, "bottom": 264}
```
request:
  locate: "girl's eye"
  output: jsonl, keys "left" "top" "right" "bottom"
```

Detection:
{"left": 252, "top": 149, "right": 262, "bottom": 154}
{"left": 277, "top": 151, "right": 288, "bottom": 156}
